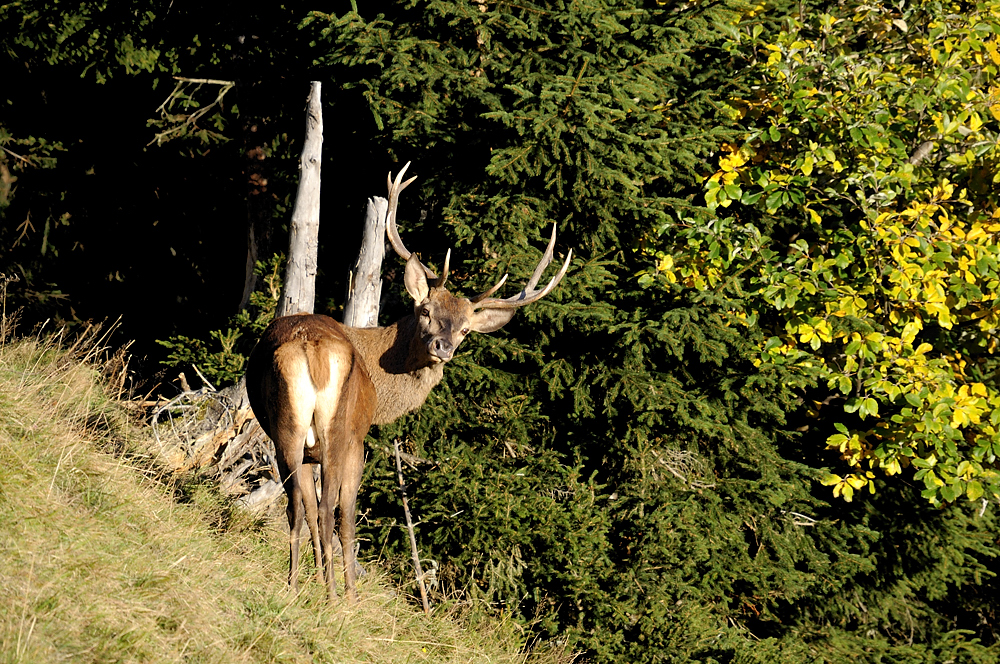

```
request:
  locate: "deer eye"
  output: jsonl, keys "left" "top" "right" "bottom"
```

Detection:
{"left": 461, "top": 328, "right": 470, "bottom": 336}
{"left": 420, "top": 309, "right": 431, "bottom": 318}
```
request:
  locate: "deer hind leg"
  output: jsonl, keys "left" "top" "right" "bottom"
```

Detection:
{"left": 340, "top": 358, "right": 375, "bottom": 602}
{"left": 297, "top": 460, "right": 326, "bottom": 588}
{"left": 271, "top": 343, "right": 319, "bottom": 593}
{"left": 316, "top": 413, "right": 358, "bottom": 602}
{"left": 274, "top": 445, "right": 306, "bottom": 592}
{"left": 326, "top": 367, "right": 372, "bottom": 603}
{"left": 308, "top": 429, "right": 341, "bottom": 600}
{"left": 317, "top": 458, "right": 342, "bottom": 602}
{"left": 339, "top": 439, "right": 365, "bottom": 603}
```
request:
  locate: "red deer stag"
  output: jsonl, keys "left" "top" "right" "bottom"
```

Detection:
{"left": 245, "top": 162, "right": 572, "bottom": 601}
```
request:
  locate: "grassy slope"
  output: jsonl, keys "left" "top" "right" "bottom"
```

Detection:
{"left": 0, "top": 330, "right": 564, "bottom": 664}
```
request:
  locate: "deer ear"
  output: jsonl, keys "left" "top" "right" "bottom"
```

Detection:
{"left": 404, "top": 253, "right": 430, "bottom": 303}
{"left": 469, "top": 308, "right": 517, "bottom": 334}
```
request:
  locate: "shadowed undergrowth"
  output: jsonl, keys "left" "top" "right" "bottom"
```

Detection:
{"left": 0, "top": 324, "right": 572, "bottom": 663}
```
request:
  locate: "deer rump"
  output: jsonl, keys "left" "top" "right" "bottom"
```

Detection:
{"left": 246, "top": 313, "right": 375, "bottom": 600}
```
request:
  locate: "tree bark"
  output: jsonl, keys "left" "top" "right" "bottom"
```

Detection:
{"left": 342, "top": 196, "right": 388, "bottom": 328}
{"left": 278, "top": 81, "right": 323, "bottom": 317}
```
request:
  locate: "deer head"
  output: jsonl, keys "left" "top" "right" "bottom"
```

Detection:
{"left": 385, "top": 162, "right": 573, "bottom": 367}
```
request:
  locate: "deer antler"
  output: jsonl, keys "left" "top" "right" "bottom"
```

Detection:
{"left": 470, "top": 223, "right": 573, "bottom": 309}
{"left": 386, "top": 163, "right": 571, "bottom": 301}
{"left": 386, "top": 162, "right": 450, "bottom": 287}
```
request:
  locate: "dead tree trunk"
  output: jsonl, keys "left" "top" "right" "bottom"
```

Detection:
{"left": 278, "top": 80, "right": 323, "bottom": 317}
{"left": 343, "top": 197, "right": 388, "bottom": 328}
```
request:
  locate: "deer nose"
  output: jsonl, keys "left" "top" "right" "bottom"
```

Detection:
{"left": 432, "top": 338, "right": 455, "bottom": 360}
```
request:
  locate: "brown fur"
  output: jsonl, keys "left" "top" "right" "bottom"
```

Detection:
{"left": 341, "top": 316, "right": 445, "bottom": 425}
{"left": 305, "top": 338, "right": 333, "bottom": 392}
{"left": 246, "top": 313, "right": 374, "bottom": 602}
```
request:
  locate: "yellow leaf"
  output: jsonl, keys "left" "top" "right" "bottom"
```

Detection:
{"left": 846, "top": 475, "right": 868, "bottom": 490}
{"left": 901, "top": 321, "right": 922, "bottom": 344}
{"left": 720, "top": 153, "right": 746, "bottom": 171}
{"left": 968, "top": 111, "right": 984, "bottom": 133}
{"left": 987, "top": 38, "right": 1000, "bottom": 65}
{"left": 820, "top": 474, "right": 842, "bottom": 486}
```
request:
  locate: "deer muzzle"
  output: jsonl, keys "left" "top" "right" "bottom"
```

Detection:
{"left": 429, "top": 337, "right": 455, "bottom": 362}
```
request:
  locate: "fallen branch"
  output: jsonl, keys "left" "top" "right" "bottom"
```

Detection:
{"left": 238, "top": 479, "right": 284, "bottom": 511}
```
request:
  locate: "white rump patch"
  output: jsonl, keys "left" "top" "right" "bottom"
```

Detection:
{"left": 305, "top": 425, "right": 317, "bottom": 448}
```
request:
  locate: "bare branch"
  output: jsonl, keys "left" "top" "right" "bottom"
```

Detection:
{"left": 148, "top": 78, "right": 235, "bottom": 147}
{"left": 395, "top": 440, "right": 431, "bottom": 615}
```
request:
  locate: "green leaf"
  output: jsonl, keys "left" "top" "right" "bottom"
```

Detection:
{"left": 863, "top": 397, "right": 879, "bottom": 418}
{"left": 765, "top": 190, "right": 784, "bottom": 210}
{"left": 820, "top": 473, "right": 842, "bottom": 486}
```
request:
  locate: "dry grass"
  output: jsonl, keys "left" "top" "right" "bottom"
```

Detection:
{"left": 0, "top": 323, "right": 575, "bottom": 664}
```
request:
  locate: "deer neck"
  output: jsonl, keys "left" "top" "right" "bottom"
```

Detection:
{"left": 341, "top": 316, "right": 446, "bottom": 425}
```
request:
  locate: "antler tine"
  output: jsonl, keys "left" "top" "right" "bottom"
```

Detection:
{"left": 468, "top": 272, "right": 509, "bottom": 304}
{"left": 473, "top": 223, "right": 573, "bottom": 310}
{"left": 435, "top": 249, "right": 451, "bottom": 289}
{"left": 385, "top": 162, "right": 419, "bottom": 260}
{"left": 385, "top": 162, "right": 439, "bottom": 280}
{"left": 525, "top": 222, "right": 558, "bottom": 291}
